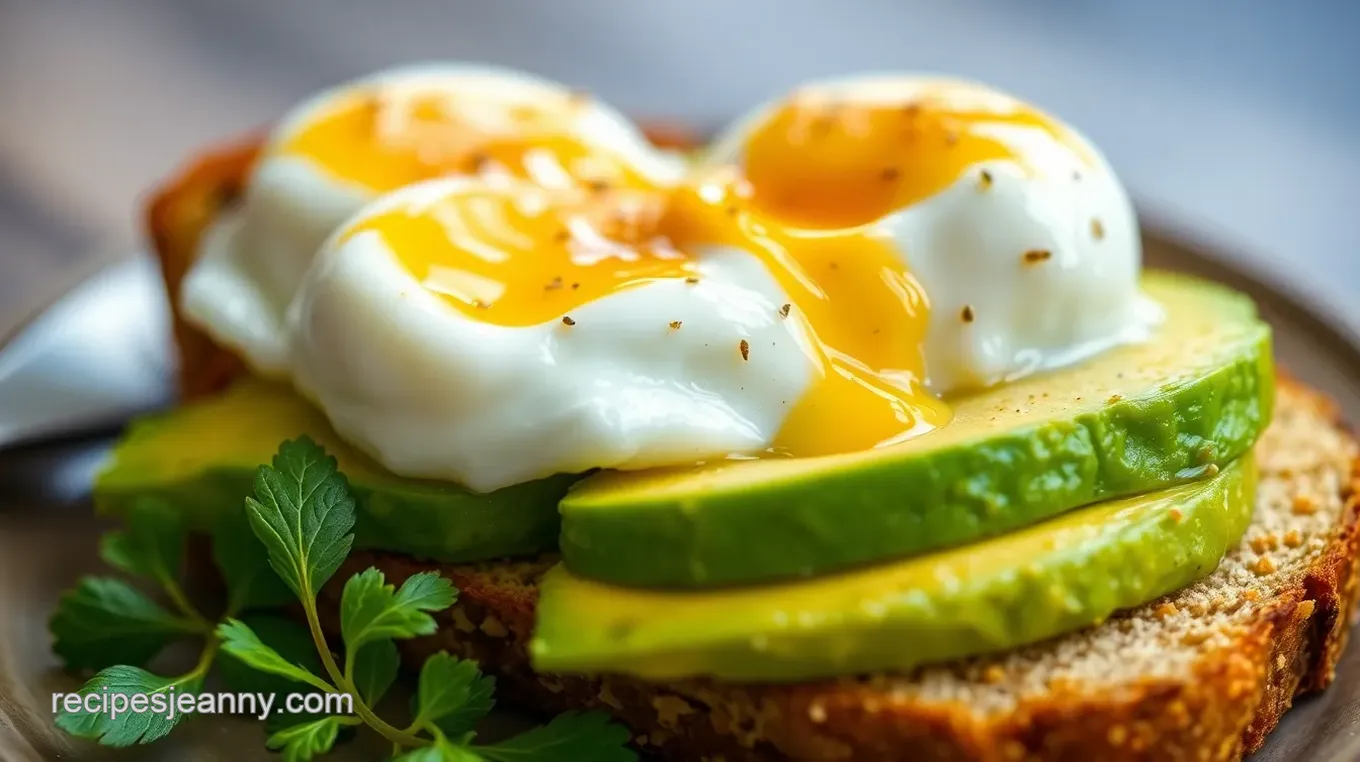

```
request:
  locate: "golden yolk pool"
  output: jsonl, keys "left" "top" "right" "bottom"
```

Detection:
{"left": 740, "top": 79, "right": 1093, "bottom": 228}
{"left": 274, "top": 83, "right": 652, "bottom": 194}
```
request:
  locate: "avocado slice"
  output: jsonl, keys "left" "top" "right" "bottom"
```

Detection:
{"left": 533, "top": 455, "right": 1255, "bottom": 682}
{"left": 559, "top": 273, "right": 1272, "bottom": 588}
{"left": 94, "top": 380, "right": 576, "bottom": 562}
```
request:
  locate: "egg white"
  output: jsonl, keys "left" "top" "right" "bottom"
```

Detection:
{"left": 285, "top": 178, "right": 815, "bottom": 493}
{"left": 703, "top": 74, "right": 1162, "bottom": 392}
{"left": 181, "top": 62, "right": 685, "bottom": 377}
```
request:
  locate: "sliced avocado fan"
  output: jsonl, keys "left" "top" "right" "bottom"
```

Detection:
{"left": 94, "top": 380, "right": 576, "bottom": 562}
{"left": 533, "top": 454, "right": 1255, "bottom": 682}
{"left": 558, "top": 273, "right": 1273, "bottom": 588}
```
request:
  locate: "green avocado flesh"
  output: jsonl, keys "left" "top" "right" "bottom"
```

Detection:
{"left": 533, "top": 455, "right": 1255, "bottom": 682}
{"left": 559, "top": 273, "right": 1273, "bottom": 588}
{"left": 94, "top": 380, "right": 577, "bottom": 562}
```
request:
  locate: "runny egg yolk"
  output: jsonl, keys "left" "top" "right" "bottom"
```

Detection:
{"left": 276, "top": 83, "right": 652, "bottom": 193}
{"left": 339, "top": 175, "right": 946, "bottom": 460}
{"left": 338, "top": 82, "right": 1091, "bottom": 462}
{"left": 740, "top": 80, "right": 1094, "bottom": 229}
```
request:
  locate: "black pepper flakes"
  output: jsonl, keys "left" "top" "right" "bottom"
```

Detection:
{"left": 961, "top": 305, "right": 976, "bottom": 323}
{"left": 979, "top": 170, "right": 994, "bottom": 189}
{"left": 669, "top": 321, "right": 682, "bottom": 330}
{"left": 1091, "top": 218, "right": 1105, "bottom": 240}
{"left": 554, "top": 229, "right": 571, "bottom": 243}
{"left": 587, "top": 179, "right": 610, "bottom": 194}
{"left": 561, "top": 316, "right": 576, "bottom": 326}
{"left": 779, "top": 303, "right": 791, "bottom": 319}
{"left": 685, "top": 276, "right": 700, "bottom": 284}
{"left": 466, "top": 152, "right": 491, "bottom": 172}
{"left": 880, "top": 167, "right": 901, "bottom": 182}
{"left": 739, "top": 339, "right": 750, "bottom": 361}
{"left": 571, "top": 282, "right": 581, "bottom": 290}
{"left": 1022, "top": 249, "right": 1053, "bottom": 264}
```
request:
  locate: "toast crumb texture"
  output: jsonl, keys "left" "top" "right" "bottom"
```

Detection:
{"left": 153, "top": 139, "right": 1360, "bottom": 761}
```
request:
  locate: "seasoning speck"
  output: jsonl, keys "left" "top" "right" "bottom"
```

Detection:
{"left": 1091, "top": 218, "right": 1105, "bottom": 240}
{"left": 1022, "top": 249, "right": 1052, "bottom": 264}
{"left": 554, "top": 229, "right": 571, "bottom": 243}
{"left": 880, "top": 167, "right": 901, "bottom": 182}
{"left": 739, "top": 339, "right": 750, "bottom": 361}
{"left": 961, "top": 305, "right": 976, "bottom": 323}
{"left": 466, "top": 152, "right": 491, "bottom": 172}
{"left": 545, "top": 276, "right": 563, "bottom": 290}
{"left": 726, "top": 205, "right": 740, "bottom": 216}
{"left": 685, "top": 276, "right": 700, "bottom": 285}
{"left": 571, "top": 282, "right": 580, "bottom": 290}
{"left": 669, "top": 321, "right": 682, "bottom": 330}
{"left": 561, "top": 316, "right": 576, "bottom": 326}
{"left": 779, "top": 303, "right": 791, "bottom": 319}
{"left": 587, "top": 179, "right": 610, "bottom": 193}
{"left": 979, "top": 170, "right": 994, "bottom": 189}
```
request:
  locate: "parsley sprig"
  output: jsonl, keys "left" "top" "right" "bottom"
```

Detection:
{"left": 50, "top": 437, "right": 634, "bottom": 760}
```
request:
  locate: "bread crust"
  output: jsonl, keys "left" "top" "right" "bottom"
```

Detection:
{"left": 143, "top": 135, "right": 260, "bottom": 400}
{"left": 153, "top": 137, "right": 1360, "bottom": 761}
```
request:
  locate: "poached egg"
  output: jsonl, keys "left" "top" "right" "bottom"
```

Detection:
{"left": 180, "top": 63, "right": 682, "bottom": 375}
{"left": 181, "top": 67, "right": 1159, "bottom": 492}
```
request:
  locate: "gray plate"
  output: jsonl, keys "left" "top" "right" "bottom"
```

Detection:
{"left": 1, "top": 225, "right": 1358, "bottom": 761}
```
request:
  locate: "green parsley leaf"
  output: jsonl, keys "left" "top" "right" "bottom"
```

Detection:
{"left": 408, "top": 652, "right": 493, "bottom": 734}
{"left": 98, "top": 498, "right": 183, "bottom": 585}
{"left": 54, "top": 665, "right": 203, "bottom": 746}
{"left": 215, "top": 615, "right": 327, "bottom": 732}
{"left": 428, "top": 662, "right": 495, "bottom": 739}
{"left": 245, "top": 437, "right": 355, "bottom": 600}
{"left": 218, "top": 618, "right": 328, "bottom": 691}
{"left": 340, "top": 569, "right": 456, "bottom": 652}
{"left": 478, "top": 712, "right": 636, "bottom": 762}
{"left": 351, "top": 639, "right": 400, "bottom": 707}
{"left": 213, "top": 508, "right": 294, "bottom": 613}
{"left": 265, "top": 715, "right": 346, "bottom": 761}
{"left": 50, "top": 577, "right": 197, "bottom": 671}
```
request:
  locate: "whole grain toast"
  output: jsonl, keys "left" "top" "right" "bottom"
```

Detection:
{"left": 149, "top": 140, "right": 1360, "bottom": 761}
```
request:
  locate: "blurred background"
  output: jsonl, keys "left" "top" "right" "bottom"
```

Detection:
{"left": 1, "top": 0, "right": 1358, "bottom": 333}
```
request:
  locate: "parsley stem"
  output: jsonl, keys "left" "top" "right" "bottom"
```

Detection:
{"left": 301, "top": 589, "right": 428, "bottom": 749}
{"left": 161, "top": 576, "right": 212, "bottom": 634}
{"left": 191, "top": 631, "right": 220, "bottom": 679}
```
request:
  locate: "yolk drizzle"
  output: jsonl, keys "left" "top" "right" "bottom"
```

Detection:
{"left": 277, "top": 84, "right": 652, "bottom": 193}
{"left": 336, "top": 81, "right": 1088, "bottom": 460}
{"left": 344, "top": 183, "right": 695, "bottom": 326}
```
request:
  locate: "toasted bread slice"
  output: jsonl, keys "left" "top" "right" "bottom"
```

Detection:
{"left": 315, "top": 381, "right": 1358, "bottom": 762}
{"left": 144, "top": 136, "right": 260, "bottom": 400}
{"left": 150, "top": 139, "right": 1360, "bottom": 760}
